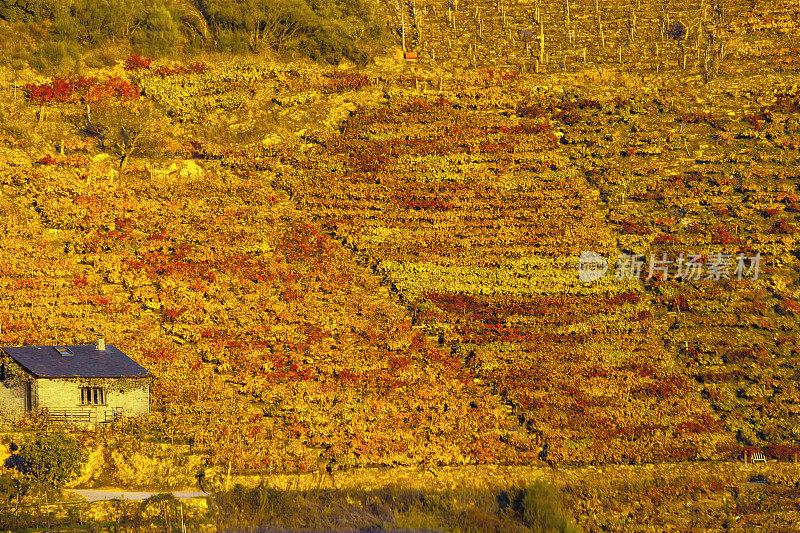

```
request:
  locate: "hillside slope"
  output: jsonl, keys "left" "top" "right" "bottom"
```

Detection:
{"left": 0, "top": 0, "right": 798, "bottom": 480}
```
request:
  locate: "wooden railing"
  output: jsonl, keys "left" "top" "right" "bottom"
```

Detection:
{"left": 43, "top": 407, "right": 123, "bottom": 424}
{"left": 104, "top": 408, "right": 123, "bottom": 423}
{"left": 43, "top": 408, "right": 92, "bottom": 423}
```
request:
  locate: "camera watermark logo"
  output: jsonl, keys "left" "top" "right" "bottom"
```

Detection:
{"left": 578, "top": 251, "right": 609, "bottom": 283}
{"left": 578, "top": 251, "right": 762, "bottom": 283}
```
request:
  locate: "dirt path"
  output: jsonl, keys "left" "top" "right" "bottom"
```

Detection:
{"left": 68, "top": 489, "right": 210, "bottom": 502}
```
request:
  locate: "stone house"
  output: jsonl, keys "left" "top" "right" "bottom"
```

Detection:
{"left": 0, "top": 339, "right": 151, "bottom": 423}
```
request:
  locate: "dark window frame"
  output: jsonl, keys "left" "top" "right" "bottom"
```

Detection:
{"left": 81, "top": 387, "right": 106, "bottom": 405}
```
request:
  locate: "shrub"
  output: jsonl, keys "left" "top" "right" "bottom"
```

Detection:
{"left": 53, "top": 0, "right": 145, "bottom": 44}
{"left": 124, "top": 53, "right": 154, "bottom": 70}
{"left": 18, "top": 431, "right": 86, "bottom": 488}
{"left": 770, "top": 218, "right": 796, "bottom": 234}
{"left": 28, "top": 40, "right": 82, "bottom": 73}
{"left": 26, "top": 75, "right": 138, "bottom": 104}
{"left": 620, "top": 216, "right": 650, "bottom": 235}
{"left": 199, "top": 0, "right": 384, "bottom": 64}
{"left": 82, "top": 99, "right": 164, "bottom": 167}
{"left": 215, "top": 27, "right": 250, "bottom": 53}
{"left": 131, "top": 4, "right": 182, "bottom": 57}
{"left": 778, "top": 299, "right": 800, "bottom": 316}
{"left": 512, "top": 481, "right": 581, "bottom": 533}
{"left": 0, "top": 472, "right": 28, "bottom": 509}
{"left": 665, "top": 20, "right": 686, "bottom": 40}
{"left": 0, "top": 0, "right": 54, "bottom": 22}
{"left": 214, "top": 484, "right": 314, "bottom": 530}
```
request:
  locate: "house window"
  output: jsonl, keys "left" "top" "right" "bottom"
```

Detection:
{"left": 55, "top": 347, "right": 73, "bottom": 356}
{"left": 81, "top": 387, "right": 105, "bottom": 405}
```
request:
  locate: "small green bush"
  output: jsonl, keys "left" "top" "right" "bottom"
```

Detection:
{"left": 18, "top": 431, "right": 86, "bottom": 488}
{"left": 28, "top": 40, "right": 82, "bottom": 73}
{"left": 512, "top": 481, "right": 582, "bottom": 533}
{"left": 0, "top": 472, "right": 28, "bottom": 506}
{"left": 215, "top": 484, "right": 312, "bottom": 530}
{"left": 199, "top": 0, "right": 385, "bottom": 64}
{"left": 215, "top": 27, "right": 250, "bottom": 54}
{"left": 54, "top": 0, "right": 145, "bottom": 44}
{"left": 131, "top": 3, "right": 182, "bottom": 57}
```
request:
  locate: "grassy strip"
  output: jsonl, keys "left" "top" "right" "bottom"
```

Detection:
{"left": 213, "top": 481, "right": 580, "bottom": 533}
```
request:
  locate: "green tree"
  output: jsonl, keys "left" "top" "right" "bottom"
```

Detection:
{"left": 18, "top": 432, "right": 87, "bottom": 488}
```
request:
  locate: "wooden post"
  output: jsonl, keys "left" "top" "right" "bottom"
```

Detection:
{"left": 539, "top": 7, "right": 545, "bottom": 65}
{"left": 794, "top": 452, "right": 797, "bottom": 464}
{"left": 418, "top": 11, "right": 423, "bottom": 46}
{"left": 744, "top": 449, "right": 748, "bottom": 466}
{"left": 402, "top": 10, "right": 406, "bottom": 52}
{"left": 697, "top": 0, "right": 705, "bottom": 60}
{"left": 596, "top": 0, "right": 605, "bottom": 48}
{"left": 164, "top": 502, "right": 170, "bottom": 533}
{"left": 45, "top": 492, "right": 50, "bottom": 532}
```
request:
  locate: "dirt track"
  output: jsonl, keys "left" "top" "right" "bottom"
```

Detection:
{"left": 68, "top": 489, "right": 209, "bottom": 502}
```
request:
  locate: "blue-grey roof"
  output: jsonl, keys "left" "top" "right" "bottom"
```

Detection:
{"left": 0, "top": 345, "right": 151, "bottom": 378}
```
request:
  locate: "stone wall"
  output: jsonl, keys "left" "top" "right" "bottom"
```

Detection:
{"left": 0, "top": 355, "right": 150, "bottom": 422}
{"left": 36, "top": 377, "right": 150, "bottom": 419}
{"left": 0, "top": 359, "right": 33, "bottom": 419}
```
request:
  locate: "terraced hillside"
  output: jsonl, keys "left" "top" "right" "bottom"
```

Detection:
{"left": 0, "top": 0, "right": 797, "bottom": 510}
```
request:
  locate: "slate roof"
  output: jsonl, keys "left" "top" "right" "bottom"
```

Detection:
{"left": 0, "top": 345, "right": 151, "bottom": 378}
